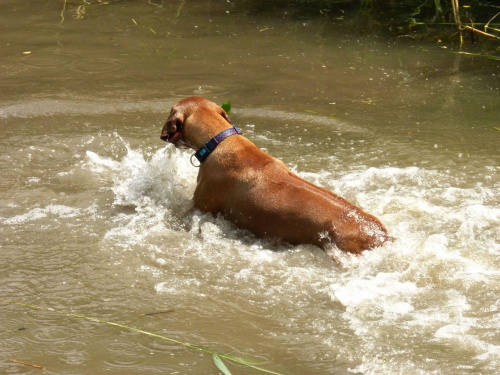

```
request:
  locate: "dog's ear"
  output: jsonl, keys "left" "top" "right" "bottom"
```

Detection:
{"left": 220, "top": 109, "right": 231, "bottom": 124}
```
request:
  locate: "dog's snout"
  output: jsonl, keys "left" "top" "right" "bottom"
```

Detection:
{"left": 160, "top": 128, "right": 169, "bottom": 142}
{"left": 161, "top": 110, "right": 185, "bottom": 144}
{"left": 160, "top": 124, "right": 170, "bottom": 142}
{"left": 160, "top": 120, "right": 183, "bottom": 144}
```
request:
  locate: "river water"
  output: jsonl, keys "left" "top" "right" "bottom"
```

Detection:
{"left": 1, "top": 1, "right": 499, "bottom": 374}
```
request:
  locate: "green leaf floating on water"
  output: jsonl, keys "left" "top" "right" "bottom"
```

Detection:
{"left": 221, "top": 101, "right": 231, "bottom": 114}
{"left": 213, "top": 354, "right": 232, "bottom": 375}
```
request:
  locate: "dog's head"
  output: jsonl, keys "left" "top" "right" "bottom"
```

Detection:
{"left": 160, "top": 97, "right": 231, "bottom": 149}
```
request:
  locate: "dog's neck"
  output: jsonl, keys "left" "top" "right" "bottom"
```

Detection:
{"left": 193, "top": 126, "right": 242, "bottom": 163}
{"left": 186, "top": 109, "right": 234, "bottom": 149}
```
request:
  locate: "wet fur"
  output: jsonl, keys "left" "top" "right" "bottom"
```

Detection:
{"left": 161, "top": 97, "right": 391, "bottom": 254}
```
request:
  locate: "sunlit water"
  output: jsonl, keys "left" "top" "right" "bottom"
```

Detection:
{"left": 1, "top": 1, "right": 500, "bottom": 374}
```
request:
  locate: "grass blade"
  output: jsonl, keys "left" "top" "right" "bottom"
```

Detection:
{"left": 213, "top": 354, "right": 232, "bottom": 375}
{"left": 1, "top": 299, "right": 284, "bottom": 375}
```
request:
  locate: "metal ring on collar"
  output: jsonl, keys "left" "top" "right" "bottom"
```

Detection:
{"left": 190, "top": 153, "right": 201, "bottom": 168}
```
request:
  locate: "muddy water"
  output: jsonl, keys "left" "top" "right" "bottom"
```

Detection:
{"left": 1, "top": 1, "right": 500, "bottom": 374}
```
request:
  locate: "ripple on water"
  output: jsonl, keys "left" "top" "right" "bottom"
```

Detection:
{"left": 171, "top": 84, "right": 232, "bottom": 98}
{"left": 30, "top": 324, "right": 82, "bottom": 344}
{"left": 20, "top": 51, "right": 77, "bottom": 68}
{"left": 74, "top": 58, "right": 123, "bottom": 74}
{"left": 101, "top": 339, "right": 153, "bottom": 370}
{"left": 26, "top": 22, "right": 64, "bottom": 35}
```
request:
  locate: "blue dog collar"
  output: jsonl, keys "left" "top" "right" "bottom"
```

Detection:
{"left": 193, "top": 126, "right": 242, "bottom": 163}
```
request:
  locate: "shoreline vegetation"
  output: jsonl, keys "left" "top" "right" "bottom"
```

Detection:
{"left": 59, "top": 0, "right": 500, "bottom": 40}
{"left": 238, "top": 0, "right": 500, "bottom": 50}
{"left": 59, "top": 0, "right": 499, "bottom": 58}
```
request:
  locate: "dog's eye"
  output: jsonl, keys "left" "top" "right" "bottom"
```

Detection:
{"left": 175, "top": 118, "right": 183, "bottom": 131}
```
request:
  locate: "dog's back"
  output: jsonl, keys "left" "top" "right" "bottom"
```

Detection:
{"left": 162, "top": 97, "right": 391, "bottom": 254}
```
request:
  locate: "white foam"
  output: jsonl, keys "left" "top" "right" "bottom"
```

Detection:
{"left": 2, "top": 204, "right": 81, "bottom": 225}
{"left": 85, "top": 136, "right": 196, "bottom": 212}
{"left": 85, "top": 136, "right": 500, "bottom": 374}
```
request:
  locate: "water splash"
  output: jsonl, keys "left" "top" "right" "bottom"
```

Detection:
{"left": 83, "top": 135, "right": 500, "bottom": 374}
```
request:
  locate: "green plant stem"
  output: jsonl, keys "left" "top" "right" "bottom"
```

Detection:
{"left": 1, "top": 299, "right": 284, "bottom": 375}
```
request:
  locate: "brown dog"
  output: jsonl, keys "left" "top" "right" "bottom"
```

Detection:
{"left": 160, "top": 97, "right": 391, "bottom": 254}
